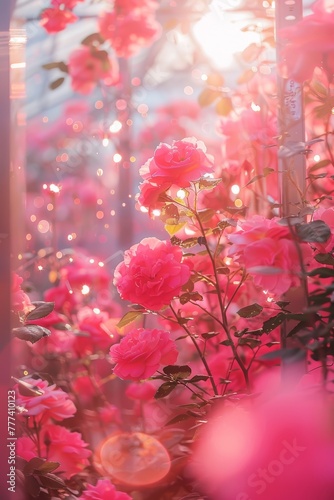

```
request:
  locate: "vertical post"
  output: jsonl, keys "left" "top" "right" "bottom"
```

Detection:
{"left": 275, "top": 0, "right": 307, "bottom": 382}
{"left": 276, "top": 0, "right": 305, "bottom": 216}
{"left": 0, "top": 1, "right": 12, "bottom": 497}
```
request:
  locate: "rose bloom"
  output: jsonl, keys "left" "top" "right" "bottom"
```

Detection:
{"left": 99, "top": 11, "right": 161, "bottom": 58}
{"left": 73, "top": 307, "right": 116, "bottom": 355}
{"left": 68, "top": 45, "right": 119, "bottom": 94}
{"left": 125, "top": 381, "right": 157, "bottom": 401}
{"left": 40, "top": 7, "right": 77, "bottom": 33}
{"left": 17, "top": 424, "right": 91, "bottom": 479}
{"left": 109, "top": 328, "right": 178, "bottom": 381}
{"left": 16, "top": 378, "right": 76, "bottom": 423}
{"left": 11, "top": 273, "right": 32, "bottom": 313}
{"left": 114, "top": 0, "right": 158, "bottom": 14}
{"left": 51, "top": 0, "right": 84, "bottom": 8}
{"left": 139, "top": 137, "right": 214, "bottom": 188}
{"left": 228, "top": 216, "right": 312, "bottom": 295}
{"left": 114, "top": 237, "right": 190, "bottom": 310}
{"left": 279, "top": 0, "right": 334, "bottom": 82}
{"left": 79, "top": 479, "right": 131, "bottom": 500}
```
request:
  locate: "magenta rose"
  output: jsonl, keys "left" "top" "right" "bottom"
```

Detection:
{"left": 79, "top": 479, "right": 131, "bottom": 500}
{"left": 113, "top": 237, "right": 190, "bottom": 310}
{"left": 109, "top": 328, "right": 178, "bottom": 381}
{"left": 16, "top": 378, "right": 76, "bottom": 423}
{"left": 139, "top": 137, "right": 214, "bottom": 188}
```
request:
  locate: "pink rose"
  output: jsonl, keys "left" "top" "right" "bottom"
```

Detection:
{"left": 73, "top": 307, "right": 116, "bottom": 354}
{"left": 109, "top": 328, "right": 178, "bottom": 381}
{"left": 16, "top": 378, "right": 76, "bottom": 423}
{"left": 114, "top": 237, "right": 190, "bottom": 310}
{"left": 140, "top": 137, "right": 214, "bottom": 188}
{"left": 18, "top": 424, "right": 91, "bottom": 479}
{"left": 99, "top": 11, "right": 161, "bottom": 58}
{"left": 228, "top": 216, "right": 312, "bottom": 295}
{"left": 79, "top": 479, "right": 131, "bottom": 500}
{"left": 125, "top": 381, "right": 157, "bottom": 401}
{"left": 40, "top": 7, "right": 77, "bottom": 34}
{"left": 11, "top": 273, "right": 32, "bottom": 313}
{"left": 68, "top": 45, "right": 119, "bottom": 94}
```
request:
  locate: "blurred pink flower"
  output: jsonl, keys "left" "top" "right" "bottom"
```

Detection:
{"left": 114, "top": 0, "right": 159, "bottom": 14}
{"left": 109, "top": 328, "right": 178, "bottom": 381}
{"left": 79, "top": 479, "right": 131, "bottom": 500}
{"left": 125, "top": 381, "right": 157, "bottom": 401}
{"left": 139, "top": 137, "right": 214, "bottom": 188}
{"left": 99, "top": 10, "right": 161, "bottom": 58}
{"left": 279, "top": 0, "right": 334, "bottom": 82}
{"left": 16, "top": 378, "right": 76, "bottom": 423}
{"left": 114, "top": 237, "right": 190, "bottom": 310}
{"left": 191, "top": 391, "right": 334, "bottom": 500}
{"left": 11, "top": 273, "right": 32, "bottom": 313}
{"left": 73, "top": 307, "right": 116, "bottom": 354}
{"left": 51, "top": 0, "right": 84, "bottom": 8}
{"left": 68, "top": 46, "right": 119, "bottom": 94}
{"left": 228, "top": 216, "right": 312, "bottom": 295}
{"left": 40, "top": 7, "right": 77, "bottom": 33}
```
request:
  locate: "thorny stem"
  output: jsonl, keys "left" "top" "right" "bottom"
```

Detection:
{"left": 194, "top": 212, "right": 251, "bottom": 392}
{"left": 170, "top": 305, "right": 218, "bottom": 396}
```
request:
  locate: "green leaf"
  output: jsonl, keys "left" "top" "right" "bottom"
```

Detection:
{"left": 14, "top": 378, "right": 44, "bottom": 397}
{"left": 198, "top": 177, "right": 222, "bottom": 190}
{"left": 163, "top": 365, "right": 192, "bottom": 380}
{"left": 154, "top": 381, "right": 178, "bottom": 399}
{"left": 241, "top": 42, "right": 264, "bottom": 63}
{"left": 116, "top": 310, "right": 143, "bottom": 329}
{"left": 215, "top": 96, "right": 233, "bottom": 116}
{"left": 260, "top": 347, "right": 304, "bottom": 362}
{"left": 81, "top": 32, "right": 105, "bottom": 46}
{"left": 314, "top": 253, "right": 334, "bottom": 266}
{"left": 237, "top": 303, "right": 263, "bottom": 318}
{"left": 197, "top": 208, "right": 216, "bottom": 224}
{"left": 179, "top": 291, "right": 203, "bottom": 305}
{"left": 42, "top": 61, "right": 68, "bottom": 73}
{"left": 12, "top": 325, "right": 51, "bottom": 344}
{"left": 308, "top": 159, "right": 331, "bottom": 173}
{"left": 189, "top": 375, "right": 209, "bottom": 383}
{"left": 198, "top": 88, "right": 221, "bottom": 107}
{"left": 308, "top": 267, "right": 334, "bottom": 278}
{"left": 49, "top": 77, "right": 65, "bottom": 90}
{"left": 262, "top": 312, "right": 286, "bottom": 333}
{"left": 238, "top": 337, "right": 262, "bottom": 349}
{"left": 166, "top": 413, "right": 191, "bottom": 426}
{"left": 201, "top": 332, "right": 219, "bottom": 340}
{"left": 296, "top": 220, "right": 331, "bottom": 243}
{"left": 26, "top": 301, "right": 54, "bottom": 321}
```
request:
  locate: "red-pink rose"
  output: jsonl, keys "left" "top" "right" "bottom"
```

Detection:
{"left": 68, "top": 45, "right": 119, "bottom": 94}
{"left": 99, "top": 11, "right": 161, "bottom": 58}
{"left": 140, "top": 137, "right": 214, "bottom": 188}
{"left": 16, "top": 378, "right": 76, "bottom": 423}
{"left": 109, "top": 328, "right": 178, "bottom": 381}
{"left": 79, "top": 479, "right": 131, "bottom": 500}
{"left": 18, "top": 424, "right": 91, "bottom": 479}
{"left": 40, "top": 7, "right": 77, "bottom": 33}
{"left": 113, "top": 237, "right": 190, "bottom": 310}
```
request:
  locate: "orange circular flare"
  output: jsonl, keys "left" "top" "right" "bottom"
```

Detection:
{"left": 97, "top": 432, "right": 171, "bottom": 487}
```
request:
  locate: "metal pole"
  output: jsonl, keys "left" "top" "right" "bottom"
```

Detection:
{"left": 275, "top": 0, "right": 307, "bottom": 383}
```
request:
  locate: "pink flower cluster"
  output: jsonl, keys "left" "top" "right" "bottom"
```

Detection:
{"left": 114, "top": 237, "right": 190, "bottom": 310}
{"left": 109, "top": 328, "right": 178, "bottom": 381}
{"left": 79, "top": 479, "right": 131, "bottom": 500}
{"left": 228, "top": 216, "right": 312, "bottom": 295}
{"left": 17, "top": 424, "right": 91, "bottom": 479}
{"left": 99, "top": 0, "right": 161, "bottom": 58}
{"left": 16, "top": 378, "right": 76, "bottom": 423}
{"left": 40, "top": 0, "right": 84, "bottom": 34}
{"left": 67, "top": 45, "right": 119, "bottom": 95}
